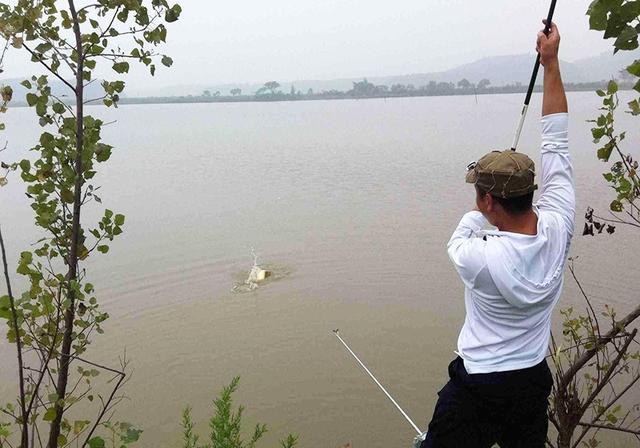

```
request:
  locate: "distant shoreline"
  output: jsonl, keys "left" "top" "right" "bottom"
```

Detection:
{"left": 109, "top": 81, "right": 638, "bottom": 106}
{"left": 7, "top": 80, "right": 635, "bottom": 108}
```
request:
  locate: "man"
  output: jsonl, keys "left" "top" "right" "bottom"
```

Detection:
{"left": 421, "top": 22, "right": 574, "bottom": 448}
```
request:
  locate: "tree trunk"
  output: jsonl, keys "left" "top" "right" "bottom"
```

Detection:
{"left": 47, "top": 1, "right": 83, "bottom": 446}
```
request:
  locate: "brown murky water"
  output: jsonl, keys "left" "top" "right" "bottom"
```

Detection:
{"left": 1, "top": 92, "right": 639, "bottom": 447}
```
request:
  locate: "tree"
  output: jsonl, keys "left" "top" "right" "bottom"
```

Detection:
{"left": 230, "top": 88, "right": 242, "bottom": 96}
{"left": 290, "top": 84, "right": 295, "bottom": 96}
{"left": 350, "top": 78, "right": 376, "bottom": 97}
{"left": 478, "top": 78, "right": 491, "bottom": 89}
{"left": 375, "top": 84, "right": 389, "bottom": 95}
{"left": 436, "top": 82, "right": 455, "bottom": 94}
{"left": 203, "top": 90, "right": 212, "bottom": 97}
{"left": 255, "top": 81, "right": 280, "bottom": 96}
{"left": 546, "top": 2, "right": 640, "bottom": 447}
{"left": 0, "top": 1, "right": 181, "bottom": 447}
{"left": 390, "top": 84, "right": 407, "bottom": 94}
{"left": 457, "top": 78, "right": 472, "bottom": 89}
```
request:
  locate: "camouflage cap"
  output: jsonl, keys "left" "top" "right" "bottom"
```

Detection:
{"left": 465, "top": 150, "right": 537, "bottom": 199}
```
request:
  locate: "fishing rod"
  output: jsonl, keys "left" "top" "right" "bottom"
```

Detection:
{"left": 332, "top": 329, "right": 427, "bottom": 446}
{"left": 510, "top": 0, "right": 558, "bottom": 151}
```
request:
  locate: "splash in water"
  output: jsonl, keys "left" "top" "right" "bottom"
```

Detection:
{"left": 232, "top": 248, "right": 271, "bottom": 293}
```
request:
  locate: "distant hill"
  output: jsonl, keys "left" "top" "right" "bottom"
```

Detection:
{"left": 0, "top": 78, "right": 104, "bottom": 104}
{"left": 3, "top": 50, "right": 638, "bottom": 99}
{"left": 122, "top": 50, "right": 639, "bottom": 98}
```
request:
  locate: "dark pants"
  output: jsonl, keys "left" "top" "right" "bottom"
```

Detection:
{"left": 421, "top": 357, "right": 553, "bottom": 448}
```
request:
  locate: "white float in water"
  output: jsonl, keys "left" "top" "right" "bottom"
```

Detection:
{"left": 232, "top": 248, "right": 272, "bottom": 292}
{"left": 248, "top": 265, "right": 271, "bottom": 282}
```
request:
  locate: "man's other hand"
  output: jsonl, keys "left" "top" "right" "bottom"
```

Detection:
{"left": 536, "top": 20, "right": 560, "bottom": 66}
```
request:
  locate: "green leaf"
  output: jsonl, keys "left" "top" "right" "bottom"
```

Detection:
{"left": 165, "top": 4, "right": 182, "bottom": 22}
{"left": 591, "top": 127, "right": 606, "bottom": 140}
{"left": 627, "top": 59, "right": 640, "bottom": 76}
{"left": 620, "top": 0, "right": 640, "bottom": 22}
{"left": 607, "top": 79, "right": 619, "bottom": 94}
{"left": 114, "top": 214, "right": 125, "bottom": 226}
{"left": 20, "top": 251, "right": 32, "bottom": 264}
{"left": 95, "top": 143, "right": 112, "bottom": 162}
{"left": 112, "top": 61, "right": 130, "bottom": 74}
{"left": 43, "top": 407, "right": 57, "bottom": 421}
{"left": 35, "top": 42, "right": 53, "bottom": 54}
{"left": 0, "top": 295, "right": 11, "bottom": 319}
{"left": 161, "top": 55, "right": 173, "bottom": 67}
{"left": 597, "top": 143, "right": 614, "bottom": 161}
{"left": 122, "top": 427, "right": 142, "bottom": 443}
{"left": 629, "top": 98, "right": 640, "bottom": 115}
{"left": 88, "top": 437, "right": 105, "bottom": 448}
{"left": 20, "top": 80, "right": 32, "bottom": 89}
{"left": 73, "top": 420, "right": 89, "bottom": 435}
{"left": 588, "top": 0, "right": 609, "bottom": 31}
{"left": 35, "top": 101, "right": 46, "bottom": 117}
{"left": 614, "top": 25, "right": 639, "bottom": 51}
{"left": 19, "top": 159, "right": 30, "bottom": 172}
{"left": 61, "top": 189, "right": 74, "bottom": 203}
{"left": 26, "top": 93, "right": 38, "bottom": 106}
{"left": 97, "top": 245, "right": 109, "bottom": 254}
{"left": 605, "top": 11, "right": 625, "bottom": 39}
{"left": 52, "top": 103, "right": 65, "bottom": 114}
{"left": 610, "top": 199, "right": 623, "bottom": 212}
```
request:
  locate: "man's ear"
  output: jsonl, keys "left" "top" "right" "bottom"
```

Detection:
{"left": 485, "top": 193, "right": 496, "bottom": 213}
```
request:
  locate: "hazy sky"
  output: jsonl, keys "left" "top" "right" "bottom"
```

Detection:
{"left": 3, "top": 0, "right": 617, "bottom": 88}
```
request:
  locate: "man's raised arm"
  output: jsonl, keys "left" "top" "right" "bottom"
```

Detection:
{"left": 535, "top": 21, "right": 575, "bottom": 234}
{"left": 540, "top": 22, "right": 568, "bottom": 117}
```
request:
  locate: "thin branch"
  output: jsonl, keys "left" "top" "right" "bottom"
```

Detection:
{"left": 560, "top": 304, "right": 640, "bottom": 390}
{"left": 577, "top": 421, "right": 640, "bottom": 436}
{"left": 21, "top": 43, "right": 76, "bottom": 93}
{"left": 77, "top": 3, "right": 101, "bottom": 14}
{"left": 0, "top": 39, "right": 9, "bottom": 69}
{"left": 84, "top": 95, "right": 107, "bottom": 105}
{"left": 593, "top": 212, "right": 640, "bottom": 228}
{"left": 0, "top": 225, "right": 28, "bottom": 448}
{"left": 580, "top": 329, "right": 637, "bottom": 416}
{"left": 80, "top": 370, "right": 127, "bottom": 448}
{"left": 98, "top": 6, "right": 121, "bottom": 40}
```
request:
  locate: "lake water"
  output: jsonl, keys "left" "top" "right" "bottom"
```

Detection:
{"left": 1, "top": 92, "right": 639, "bottom": 447}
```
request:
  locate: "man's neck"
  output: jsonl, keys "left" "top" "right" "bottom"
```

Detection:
{"left": 495, "top": 209, "right": 538, "bottom": 235}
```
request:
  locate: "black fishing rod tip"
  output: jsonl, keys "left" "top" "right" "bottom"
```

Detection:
{"left": 333, "top": 329, "right": 340, "bottom": 334}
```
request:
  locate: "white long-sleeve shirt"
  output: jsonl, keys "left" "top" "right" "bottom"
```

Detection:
{"left": 448, "top": 113, "right": 575, "bottom": 374}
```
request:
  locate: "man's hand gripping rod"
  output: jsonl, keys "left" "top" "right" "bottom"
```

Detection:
{"left": 333, "top": 329, "right": 426, "bottom": 445}
{"left": 510, "top": 0, "right": 557, "bottom": 151}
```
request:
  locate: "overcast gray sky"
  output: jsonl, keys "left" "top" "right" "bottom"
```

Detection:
{"left": 3, "top": 0, "right": 616, "bottom": 88}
